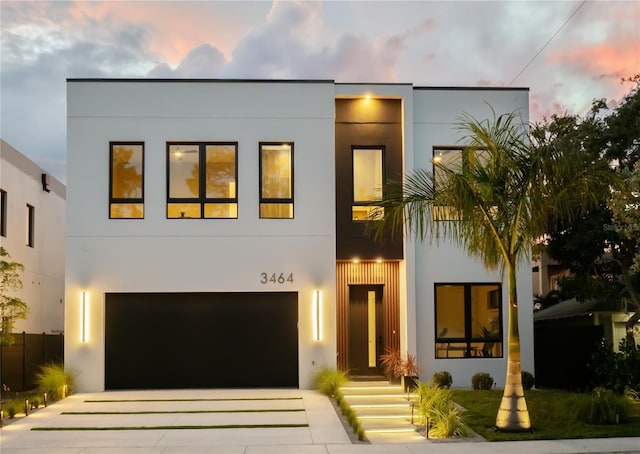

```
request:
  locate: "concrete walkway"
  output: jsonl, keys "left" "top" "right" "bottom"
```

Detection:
{"left": 1, "top": 389, "right": 638, "bottom": 453}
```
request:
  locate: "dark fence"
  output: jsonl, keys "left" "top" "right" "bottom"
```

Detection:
{"left": 534, "top": 322, "right": 603, "bottom": 391}
{"left": 1, "top": 332, "right": 64, "bottom": 392}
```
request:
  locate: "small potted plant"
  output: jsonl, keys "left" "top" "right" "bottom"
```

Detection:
{"left": 397, "top": 353, "right": 419, "bottom": 393}
{"left": 379, "top": 347, "right": 403, "bottom": 384}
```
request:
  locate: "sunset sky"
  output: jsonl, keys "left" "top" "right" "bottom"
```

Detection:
{"left": 1, "top": 0, "right": 639, "bottom": 182}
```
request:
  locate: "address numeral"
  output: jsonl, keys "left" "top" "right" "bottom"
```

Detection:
{"left": 260, "top": 272, "right": 294, "bottom": 284}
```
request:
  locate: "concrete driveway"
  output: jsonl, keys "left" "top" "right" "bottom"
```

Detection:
{"left": 0, "top": 388, "right": 350, "bottom": 453}
{"left": 1, "top": 389, "right": 639, "bottom": 454}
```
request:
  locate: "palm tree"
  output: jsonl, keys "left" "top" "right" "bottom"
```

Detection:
{"left": 372, "top": 109, "right": 616, "bottom": 431}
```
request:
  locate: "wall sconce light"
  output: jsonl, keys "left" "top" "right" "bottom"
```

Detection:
{"left": 81, "top": 291, "right": 89, "bottom": 343}
{"left": 312, "top": 290, "right": 322, "bottom": 341}
{"left": 41, "top": 173, "right": 51, "bottom": 192}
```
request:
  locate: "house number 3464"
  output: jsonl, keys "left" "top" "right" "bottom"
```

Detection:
{"left": 260, "top": 273, "right": 294, "bottom": 284}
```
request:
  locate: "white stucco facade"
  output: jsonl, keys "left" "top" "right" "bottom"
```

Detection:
{"left": 0, "top": 139, "right": 66, "bottom": 335}
{"left": 66, "top": 80, "right": 533, "bottom": 392}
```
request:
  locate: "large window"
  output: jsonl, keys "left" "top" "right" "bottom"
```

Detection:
{"left": 110, "top": 142, "right": 144, "bottom": 219}
{"left": 434, "top": 283, "right": 503, "bottom": 359}
{"left": 0, "top": 189, "right": 6, "bottom": 237}
{"left": 259, "top": 142, "right": 293, "bottom": 219}
{"left": 167, "top": 142, "right": 238, "bottom": 219}
{"left": 26, "top": 204, "right": 34, "bottom": 247}
{"left": 352, "top": 147, "right": 384, "bottom": 221}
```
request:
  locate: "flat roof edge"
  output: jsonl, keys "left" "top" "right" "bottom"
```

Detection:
{"left": 67, "top": 78, "right": 335, "bottom": 83}
{"left": 413, "top": 86, "right": 529, "bottom": 92}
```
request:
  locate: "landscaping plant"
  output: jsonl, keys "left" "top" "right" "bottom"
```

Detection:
{"left": 521, "top": 371, "right": 535, "bottom": 390}
{"left": 34, "top": 362, "right": 75, "bottom": 400}
{"left": 574, "top": 387, "right": 631, "bottom": 425}
{"left": 472, "top": 372, "right": 494, "bottom": 390}
{"left": 312, "top": 367, "right": 348, "bottom": 397}
{"left": 432, "top": 371, "right": 453, "bottom": 389}
{"left": 415, "top": 380, "right": 467, "bottom": 438}
{"left": 371, "top": 104, "right": 618, "bottom": 430}
{"left": 379, "top": 347, "right": 403, "bottom": 381}
{"left": 589, "top": 338, "right": 640, "bottom": 393}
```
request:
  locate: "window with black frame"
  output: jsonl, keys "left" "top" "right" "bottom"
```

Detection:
{"left": 434, "top": 283, "right": 503, "bottom": 358}
{"left": 110, "top": 142, "right": 144, "bottom": 219}
{"left": 352, "top": 146, "right": 384, "bottom": 221}
{"left": 259, "top": 142, "right": 293, "bottom": 219}
{"left": 167, "top": 142, "right": 238, "bottom": 219}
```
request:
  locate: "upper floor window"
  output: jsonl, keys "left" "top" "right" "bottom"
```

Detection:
{"left": 434, "top": 283, "right": 503, "bottom": 359}
{"left": 110, "top": 142, "right": 144, "bottom": 219}
{"left": 432, "top": 147, "right": 488, "bottom": 221}
{"left": 352, "top": 147, "right": 384, "bottom": 221}
{"left": 167, "top": 142, "right": 238, "bottom": 219}
{"left": 0, "top": 189, "right": 6, "bottom": 237}
{"left": 26, "top": 204, "right": 34, "bottom": 247}
{"left": 259, "top": 142, "right": 293, "bottom": 219}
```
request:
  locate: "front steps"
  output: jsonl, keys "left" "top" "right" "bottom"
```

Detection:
{"left": 340, "top": 380, "right": 426, "bottom": 443}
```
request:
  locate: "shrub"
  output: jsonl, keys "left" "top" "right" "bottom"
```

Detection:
{"left": 34, "top": 362, "right": 75, "bottom": 400}
{"left": 415, "top": 380, "right": 466, "bottom": 438}
{"left": 379, "top": 347, "right": 403, "bottom": 379}
{"left": 312, "top": 367, "right": 348, "bottom": 397}
{"left": 521, "top": 371, "right": 535, "bottom": 390}
{"left": 432, "top": 371, "right": 453, "bottom": 389}
{"left": 626, "top": 388, "right": 640, "bottom": 403}
{"left": 331, "top": 388, "right": 366, "bottom": 441}
{"left": 574, "top": 387, "right": 630, "bottom": 424}
{"left": 589, "top": 338, "right": 640, "bottom": 393}
{"left": 5, "top": 400, "right": 18, "bottom": 418}
{"left": 415, "top": 380, "right": 452, "bottom": 424}
{"left": 29, "top": 395, "right": 41, "bottom": 409}
{"left": 428, "top": 405, "right": 468, "bottom": 438}
{"left": 471, "top": 372, "right": 494, "bottom": 390}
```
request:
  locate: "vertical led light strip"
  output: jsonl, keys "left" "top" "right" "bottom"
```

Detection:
{"left": 81, "top": 291, "right": 89, "bottom": 343}
{"left": 313, "top": 290, "right": 322, "bottom": 341}
{"left": 367, "top": 291, "right": 377, "bottom": 367}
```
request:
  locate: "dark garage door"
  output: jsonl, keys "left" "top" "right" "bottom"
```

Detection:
{"left": 105, "top": 292, "right": 298, "bottom": 389}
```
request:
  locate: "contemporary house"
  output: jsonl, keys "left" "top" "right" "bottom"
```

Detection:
{"left": 65, "top": 79, "right": 534, "bottom": 392}
{"left": 1, "top": 140, "right": 65, "bottom": 390}
{"left": 0, "top": 139, "right": 66, "bottom": 335}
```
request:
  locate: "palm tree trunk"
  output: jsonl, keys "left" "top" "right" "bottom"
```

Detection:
{"left": 495, "top": 261, "right": 532, "bottom": 431}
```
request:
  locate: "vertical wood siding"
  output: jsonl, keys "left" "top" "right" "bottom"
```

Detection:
{"left": 336, "top": 261, "right": 401, "bottom": 371}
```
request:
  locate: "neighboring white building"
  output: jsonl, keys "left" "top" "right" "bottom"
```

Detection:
{"left": 0, "top": 139, "right": 66, "bottom": 335}
{"left": 65, "top": 79, "right": 533, "bottom": 392}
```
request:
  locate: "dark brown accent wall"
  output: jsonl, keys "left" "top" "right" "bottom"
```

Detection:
{"left": 336, "top": 261, "right": 401, "bottom": 371}
{"left": 335, "top": 98, "right": 404, "bottom": 260}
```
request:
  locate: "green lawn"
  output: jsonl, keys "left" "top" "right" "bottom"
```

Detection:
{"left": 452, "top": 389, "right": 640, "bottom": 441}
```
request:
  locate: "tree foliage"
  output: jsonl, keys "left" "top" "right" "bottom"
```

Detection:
{"left": 0, "top": 246, "right": 29, "bottom": 346}
{"left": 543, "top": 76, "right": 640, "bottom": 342}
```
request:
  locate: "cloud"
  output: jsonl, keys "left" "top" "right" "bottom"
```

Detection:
{"left": 1, "top": 1, "right": 159, "bottom": 181}
{"left": 1, "top": 0, "right": 638, "bottom": 180}
{"left": 148, "top": 44, "right": 226, "bottom": 77}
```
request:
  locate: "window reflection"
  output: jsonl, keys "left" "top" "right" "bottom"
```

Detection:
{"left": 434, "top": 283, "right": 503, "bottom": 359}
{"left": 167, "top": 143, "right": 238, "bottom": 219}
{"left": 352, "top": 147, "right": 383, "bottom": 221}
{"left": 110, "top": 143, "right": 144, "bottom": 219}
{"left": 260, "top": 143, "right": 293, "bottom": 219}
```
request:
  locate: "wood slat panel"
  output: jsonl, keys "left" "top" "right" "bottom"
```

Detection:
{"left": 336, "top": 261, "right": 400, "bottom": 371}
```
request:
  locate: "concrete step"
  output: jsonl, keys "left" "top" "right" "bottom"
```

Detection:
{"left": 339, "top": 380, "right": 421, "bottom": 442}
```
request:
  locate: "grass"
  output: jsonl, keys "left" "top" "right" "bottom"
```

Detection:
{"left": 85, "top": 397, "right": 302, "bottom": 402}
{"left": 452, "top": 389, "right": 640, "bottom": 441}
{"left": 32, "top": 423, "right": 309, "bottom": 431}
{"left": 62, "top": 409, "right": 304, "bottom": 415}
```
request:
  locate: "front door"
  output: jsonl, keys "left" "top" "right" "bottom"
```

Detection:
{"left": 348, "top": 285, "right": 384, "bottom": 376}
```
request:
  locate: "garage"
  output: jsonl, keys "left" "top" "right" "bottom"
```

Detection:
{"left": 105, "top": 292, "right": 298, "bottom": 389}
